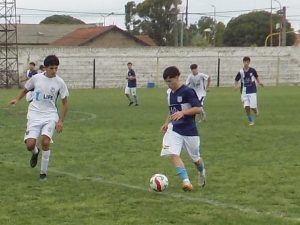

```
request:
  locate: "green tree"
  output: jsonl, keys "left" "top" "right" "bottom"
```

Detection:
{"left": 40, "top": 15, "right": 85, "bottom": 24}
{"left": 125, "top": 0, "right": 182, "bottom": 46}
{"left": 223, "top": 11, "right": 296, "bottom": 46}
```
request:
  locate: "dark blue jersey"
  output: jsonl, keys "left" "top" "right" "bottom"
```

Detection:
{"left": 167, "top": 85, "right": 201, "bottom": 136}
{"left": 235, "top": 67, "right": 258, "bottom": 94}
{"left": 27, "top": 70, "right": 38, "bottom": 79}
{"left": 127, "top": 69, "right": 136, "bottom": 88}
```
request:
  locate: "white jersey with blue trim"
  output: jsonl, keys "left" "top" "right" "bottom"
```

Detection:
{"left": 186, "top": 73, "right": 209, "bottom": 98}
{"left": 167, "top": 85, "right": 201, "bottom": 136}
{"left": 24, "top": 73, "right": 69, "bottom": 121}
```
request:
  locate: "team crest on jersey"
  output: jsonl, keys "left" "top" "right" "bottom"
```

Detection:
{"left": 177, "top": 96, "right": 182, "bottom": 103}
{"left": 25, "top": 131, "right": 30, "bottom": 135}
{"left": 50, "top": 87, "right": 56, "bottom": 94}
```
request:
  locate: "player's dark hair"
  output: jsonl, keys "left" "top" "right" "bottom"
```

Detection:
{"left": 29, "top": 62, "right": 35, "bottom": 66}
{"left": 44, "top": 55, "right": 60, "bottom": 67}
{"left": 39, "top": 65, "right": 45, "bottom": 70}
{"left": 127, "top": 62, "right": 132, "bottom": 65}
{"left": 163, "top": 66, "right": 180, "bottom": 80}
{"left": 190, "top": 64, "right": 198, "bottom": 70}
{"left": 243, "top": 56, "right": 251, "bottom": 62}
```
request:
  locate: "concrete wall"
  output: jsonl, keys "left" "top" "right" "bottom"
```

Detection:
{"left": 18, "top": 46, "right": 300, "bottom": 88}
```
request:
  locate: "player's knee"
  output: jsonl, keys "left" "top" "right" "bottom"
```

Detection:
{"left": 25, "top": 141, "right": 35, "bottom": 151}
{"left": 41, "top": 136, "right": 51, "bottom": 149}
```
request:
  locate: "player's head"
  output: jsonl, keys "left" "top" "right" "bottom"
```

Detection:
{"left": 29, "top": 62, "right": 35, "bottom": 70}
{"left": 39, "top": 65, "right": 45, "bottom": 72}
{"left": 127, "top": 62, "right": 133, "bottom": 69}
{"left": 163, "top": 66, "right": 180, "bottom": 90}
{"left": 44, "top": 55, "right": 60, "bottom": 76}
{"left": 243, "top": 56, "right": 251, "bottom": 68}
{"left": 190, "top": 64, "right": 198, "bottom": 75}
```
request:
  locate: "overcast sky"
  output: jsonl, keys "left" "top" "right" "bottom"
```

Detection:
{"left": 17, "top": 0, "right": 300, "bottom": 30}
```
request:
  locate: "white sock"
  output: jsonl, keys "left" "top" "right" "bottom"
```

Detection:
{"left": 40, "top": 150, "right": 51, "bottom": 175}
{"left": 32, "top": 146, "right": 38, "bottom": 155}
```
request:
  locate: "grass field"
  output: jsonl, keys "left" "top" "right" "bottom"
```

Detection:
{"left": 0, "top": 87, "right": 300, "bottom": 225}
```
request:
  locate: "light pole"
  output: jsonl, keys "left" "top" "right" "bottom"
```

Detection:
{"left": 270, "top": 0, "right": 273, "bottom": 46}
{"left": 101, "top": 12, "right": 114, "bottom": 26}
{"left": 273, "top": 0, "right": 282, "bottom": 46}
{"left": 211, "top": 4, "right": 216, "bottom": 47}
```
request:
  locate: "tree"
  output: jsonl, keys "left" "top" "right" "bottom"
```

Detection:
{"left": 40, "top": 15, "right": 85, "bottom": 24}
{"left": 125, "top": 0, "right": 182, "bottom": 46}
{"left": 223, "top": 11, "right": 296, "bottom": 46}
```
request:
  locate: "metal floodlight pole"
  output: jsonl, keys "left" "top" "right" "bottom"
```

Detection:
{"left": 0, "top": 0, "right": 19, "bottom": 88}
{"left": 211, "top": 4, "right": 216, "bottom": 47}
{"left": 273, "top": 0, "right": 282, "bottom": 46}
{"left": 101, "top": 12, "right": 114, "bottom": 26}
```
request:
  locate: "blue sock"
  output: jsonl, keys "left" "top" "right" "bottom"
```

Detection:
{"left": 175, "top": 167, "right": 189, "bottom": 182}
{"left": 195, "top": 162, "right": 204, "bottom": 173}
{"left": 247, "top": 115, "right": 253, "bottom": 122}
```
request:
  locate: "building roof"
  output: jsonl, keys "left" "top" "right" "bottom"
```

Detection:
{"left": 50, "top": 25, "right": 156, "bottom": 47}
{"left": 135, "top": 35, "right": 157, "bottom": 46}
{"left": 17, "top": 24, "right": 97, "bottom": 45}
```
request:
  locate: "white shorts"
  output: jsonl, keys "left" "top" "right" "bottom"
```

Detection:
{"left": 24, "top": 118, "right": 56, "bottom": 142}
{"left": 161, "top": 125, "right": 201, "bottom": 162}
{"left": 199, "top": 96, "right": 206, "bottom": 107}
{"left": 241, "top": 93, "right": 257, "bottom": 109}
{"left": 125, "top": 87, "right": 137, "bottom": 95}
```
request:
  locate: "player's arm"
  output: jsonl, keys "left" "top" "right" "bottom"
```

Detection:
{"left": 9, "top": 88, "right": 29, "bottom": 105}
{"left": 171, "top": 107, "right": 201, "bottom": 121}
{"left": 161, "top": 114, "right": 171, "bottom": 133}
{"left": 234, "top": 72, "right": 241, "bottom": 90}
{"left": 185, "top": 75, "right": 191, "bottom": 86}
{"left": 56, "top": 97, "right": 68, "bottom": 133}
{"left": 254, "top": 72, "right": 264, "bottom": 87}
{"left": 206, "top": 75, "right": 211, "bottom": 91}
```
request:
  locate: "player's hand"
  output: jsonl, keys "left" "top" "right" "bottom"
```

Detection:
{"left": 9, "top": 99, "right": 18, "bottom": 106}
{"left": 160, "top": 123, "right": 168, "bottom": 133}
{"left": 55, "top": 120, "right": 64, "bottom": 133}
{"left": 171, "top": 111, "right": 185, "bottom": 121}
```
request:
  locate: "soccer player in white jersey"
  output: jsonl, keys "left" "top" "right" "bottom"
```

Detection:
{"left": 186, "top": 64, "right": 211, "bottom": 122}
{"left": 235, "top": 56, "right": 263, "bottom": 126}
{"left": 9, "top": 55, "right": 69, "bottom": 180}
{"left": 161, "top": 66, "right": 206, "bottom": 191}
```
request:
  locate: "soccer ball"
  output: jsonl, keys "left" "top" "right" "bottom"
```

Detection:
{"left": 149, "top": 174, "right": 168, "bottom": 192}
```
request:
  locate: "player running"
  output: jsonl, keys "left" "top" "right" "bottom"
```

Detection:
{"left": 235, "top": 56, "right": 263, "bottom": 126}
{"left": 125, "top": 62, "right": 138, "bottom": 106}
{"left": 160, "top": 66, "right": 206, "bottom": 191}
{"left": 9, "top": 55, "right": 69, "bottom": 180}
{"left": 186, "top": 64, "right": 211, "bottom": 122}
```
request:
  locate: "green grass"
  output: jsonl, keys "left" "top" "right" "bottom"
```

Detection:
{"left": 0, "top": 87, "right": 300, "bottom": 225}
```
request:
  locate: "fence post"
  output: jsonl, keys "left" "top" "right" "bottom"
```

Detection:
{"left": 217, "top": 57, "right": 220, "bottom": 87}
{"left": 93, "top": 58, "right": 96, "bottom": 89}
{"left": 276, "top": 56, "right": 280, "bottom": 86}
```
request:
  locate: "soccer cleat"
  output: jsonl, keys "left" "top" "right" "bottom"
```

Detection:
{"left": 30, "top": 148, "right": 40, "bottom": 168}
{"left": 198, "top": 169, "right": 206, "bottom": 188}
{"left": 128, "top": 102, "right": 134, "bottom": 106}
{"left": 39, "top": 174, "right": 47, "bottom": 181}
{"left": 135, "top": 103, "right": 139, "bottom": 106}
{"left": 249, "top": 121, "right": 255, "bottom": 126}
{"left": 182, "top": 181, "right": 193, "bottom": 192}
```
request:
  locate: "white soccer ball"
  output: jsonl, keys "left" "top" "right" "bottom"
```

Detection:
{"left": 149, "top": 174, "right": 168, "bottom": 192}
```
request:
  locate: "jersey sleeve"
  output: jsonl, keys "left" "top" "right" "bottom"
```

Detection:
{"left": 59, "top": 80, "right": 69, "bottom": 99}
{"left": 253, "top": 69, "right": 258, "bottom": 78}
{"left": 200, "top": 73, "right": 210, "bottom": 80}
{"left": 24, "top": 75, "right": 35, "bottom": 91}
{"left": 187, "top": 88, "right": 201, "bottom": 107}
{"left": 129, "top": 69, "right": 136, "bottom": 77}
{"left": 185, "top": 75, "right": 191, "bottom": 86}
{"left": 235, "top": 72, "right": 241, "bottom": 81}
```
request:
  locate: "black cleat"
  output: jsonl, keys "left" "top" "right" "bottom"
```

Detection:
{"left": 40, "top": 174, "right": 47, "bottom": 181}
{"left": 128, "top": 102, "right": 134, "bottom": 106}
{"left": 135, "top": 103, "right": 139, "bottom": 106}
{"left": 30, "top": 148, "right": 40, "bottom": 168}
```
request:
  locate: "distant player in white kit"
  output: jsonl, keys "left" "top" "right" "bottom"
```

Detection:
{"left": 235, "top": 56, "right": 263, "bottom": 125}
{"left": 186, "top": 64, "right": 211, "bottom": 122}
{"left": 9, "top": 55, "right": 69, "bottom": 180}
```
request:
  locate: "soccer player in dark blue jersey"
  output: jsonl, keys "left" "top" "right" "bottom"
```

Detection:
{"left": 160, "top": 66, "right": 206, "bottom": 191}
{"left": 235, "top": 56, "right": 263, "bottom": 125}
{"left": 125, "top": 62, "right": 138, "bottom": 106}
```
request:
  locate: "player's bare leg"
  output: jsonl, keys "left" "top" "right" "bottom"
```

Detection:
{"left": 25, "top": 138, "right": 40, "bottom": 168}
{"left": 252, "top": 108, "right": 259, "bottom": 116}
{"left": 194, "top": 158, "right": 206, "bottom": 187}
{"left": 125, "top": 94, "right": 133, "bottom": 106}
{"left": 245, "top": 106, "right": 254, "bottom": 125}
{"left": 170, "top": 155, "right": 193, "bottom": 191}
{"left": 40, "top": 135, "right": 51, "bottom": 180}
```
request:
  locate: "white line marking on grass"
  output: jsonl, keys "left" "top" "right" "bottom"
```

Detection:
{"left": 1, "top": 160, "right": 300, "bottom": 223}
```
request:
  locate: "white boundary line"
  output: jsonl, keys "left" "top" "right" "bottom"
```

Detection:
{"left": 1, "top": 160, "right": 299, "bottom": 223}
